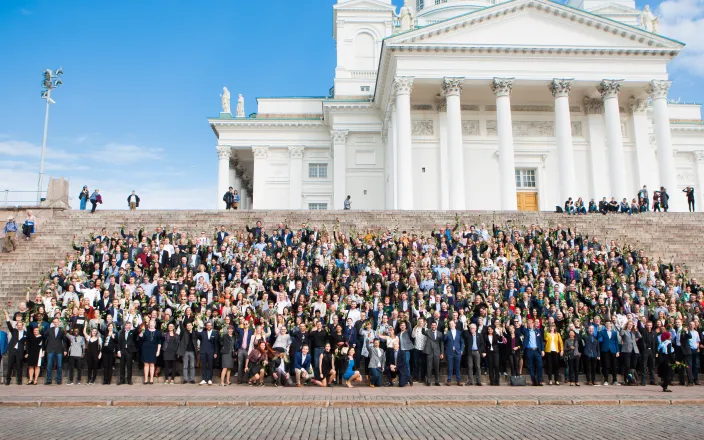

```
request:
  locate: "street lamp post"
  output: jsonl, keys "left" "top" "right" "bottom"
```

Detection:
{"left": 37, "top": 68, "right": 63, "bottom": 204}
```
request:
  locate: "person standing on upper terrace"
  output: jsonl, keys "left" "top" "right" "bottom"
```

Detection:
{"left": 3, "top": 215, "right": 18, "bottom": 253}
{"left": 127, "top": 191, "right": 141, "bottom": 211}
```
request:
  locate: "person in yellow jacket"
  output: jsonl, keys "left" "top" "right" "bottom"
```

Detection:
{"left": 544, "top": 323, "right": 564, "bottom": 385}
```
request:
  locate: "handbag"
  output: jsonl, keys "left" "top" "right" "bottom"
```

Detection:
{"left": 510, "top": 375, "right": 526, "bottom": 386}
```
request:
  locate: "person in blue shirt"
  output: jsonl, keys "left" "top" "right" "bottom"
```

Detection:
{"left": 293, "top": 345, "right": 312, "bottom": 386}
{"left": 597, "top": 321, "right": 620, "bottom": 385}
{"left": 3, "top": 215, "right": 18, "bottom": 252}
{"left": 0, "top": 327, "right": 8, "bottom": 370}
{"left": 521, "top": 319, "right": 544, "bottom": 386}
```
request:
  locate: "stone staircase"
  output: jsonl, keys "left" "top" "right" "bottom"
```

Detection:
{"left": 2, "top": 210, "right": 704, "bottom": 308}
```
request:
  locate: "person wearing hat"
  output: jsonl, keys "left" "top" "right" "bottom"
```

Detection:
{"left": 78, "top": 185, "right": 89, "bottom": 210}
{"left": 127, "top": 191, "right": 140, "bottom": 211}
{"left": 3, "top": 215, "right": 18, "bottom": 253}
{"left": 271, "top": 347, "right": 291, "bottom": 387}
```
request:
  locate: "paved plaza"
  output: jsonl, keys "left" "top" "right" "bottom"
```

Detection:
{"left": 1, "top": 405, "right": 702, "bottom": 440}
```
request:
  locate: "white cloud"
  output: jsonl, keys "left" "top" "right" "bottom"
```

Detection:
{"left": 659, "top": 0, "right": 704, "bottom": 75}
{"left": 0, "top": 137, "right": 213, "bottom": 210}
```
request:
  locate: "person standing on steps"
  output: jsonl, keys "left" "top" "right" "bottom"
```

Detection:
{"left": 78, "top": 186, "right": 89, "bottom": 211}
{"left": 3, "top": 216, "right": 18, "bottom": 253}
{"left": 344, "top": 195, "right": 351, "bottom": 210}
{"left": 89, "top": 189, "right": 102, "bottom": 214}
{"left": 127, "top": 191, "right": 140, "bottom": 211}
{"left": 223, "top": 187, "right": 236, "bottom": 210}
{"left": 683, "top": 186, "right": 695, "bottom": 212}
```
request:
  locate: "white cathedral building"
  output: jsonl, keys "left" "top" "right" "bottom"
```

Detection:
{"left": 209, "top": 0, "right": 704, "bottom": 212}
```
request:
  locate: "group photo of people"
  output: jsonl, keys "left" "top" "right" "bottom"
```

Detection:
{"left": 1, "top": 217, "right": 702, "bottom": 393}
{"left": 562, "top": 185, "right": 698, "bottom": 215}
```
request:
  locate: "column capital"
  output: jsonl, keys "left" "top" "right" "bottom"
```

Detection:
{"left": 549, "top": 78, "right": 573, "bottom": 98}
{"left": 583, "top": 97, "right": 604, "bottom": 115}
{"left": 216, "top": 145, "right": 231, "bottom": 160}
{"left": 288, "top": 145, "right": 305, "bottom": 159}
{"left": 252, "top": 145, "right": 269, "bottom": 159}
{"left": 491, "top": 78, "right": 514, "bottom": 97}
{"left": 646, "top": 80, "right": 671, "bottom": 100}
{"left": 435, "top": 94, "right": 447, "bottom": 112}
{"left": 597, "top": 80, "right": 623, "bottom": 99}
{"left": 392, "top": 77, "right": 414, "bottom": 96}
{"left": 330, "top": 129, "right": 349, "bottom": 144}
{"left": 694, "top": 150, "right": 704, "bottom": 163}
{"left": 629, "top": 96, "right": 649, "bottom": 114}
{"left": 442, "top": 77, "right": 464, "bottom": 97}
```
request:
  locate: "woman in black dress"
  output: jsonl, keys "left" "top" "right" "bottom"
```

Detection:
{"left": 329, "top": 325, "right": 346, "bottom": 385}
{"left": 101, "top": 323, "right": 117, "bottom": 385}
{"left": 219, "top": 326, "right": 236, "bottom": 386}
{"left": 26, "top": 327, "right": 44, "bottom": 385}
{"left": 162, "top": 323, "right": 180, "bottom": 384}
{"left": 84, "top": 327, "right": 101, "bottom": 384}
{"left": 312, "top": 342, "right": 336, "bottom": 387}
{"left": 139, "top": 320, "right": 162, "bottom": 384}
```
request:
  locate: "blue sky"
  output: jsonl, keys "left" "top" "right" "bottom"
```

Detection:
{"left": 0, "top": 0, "right": 701, "bottom": 209}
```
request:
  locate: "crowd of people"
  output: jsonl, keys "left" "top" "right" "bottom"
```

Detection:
{"left": 1, "top": 218, "right": 702, "bottom": 393}
{"left": 563, "top": 185, "right": 697, "bottom": 215}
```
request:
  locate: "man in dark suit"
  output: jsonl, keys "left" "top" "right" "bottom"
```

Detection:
{"left": 235, "top": 321, "right": 253, "bottom": 384}
{"left": 43, "top": 317, "right": 67, "bottom": 385}
{"left": 97, "top": 290, "right": 113, "bottom": 315}
{"left": 107, "top": 299, "right": 123, "bottom": 330}
{"left": 187, "top": 248, "right": 201, "bottom": 270}
{"left": 196, "top": 320, "right": 220, "bottom": 385}
{"left": 4, "top": 312, "right": 27, "bottom": 385}
{"left": 422, "top": 321, "right": 443, "bottom": 386}
{"left": 464, "top": 323, "right": 485, "bottom": 386}
{"left": 640, "top": 320, "right": 658, "bottom": 386}
{"left": 443, "top": 320, "right": 465, "bottom": 386}
{"left": 385, "top": 340, "right": 410, "bottom": 387}
{"left": 117, "top": 321, "right": 139, "bottom": 385}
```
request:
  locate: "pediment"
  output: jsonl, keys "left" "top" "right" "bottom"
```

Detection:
{"left": 334, "top": 0, "right": 396, "bottom": 11}
{"left": 587, "top": 3, "right": 640, "bottom": 14}
{"left": 388, "top": 0, "right": 682, "bottom": 50}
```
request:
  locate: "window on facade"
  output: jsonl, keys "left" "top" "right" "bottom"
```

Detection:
{"left": 515, "top": 169, "right": 537, "bottom": 189}
{"left": 309, "top": 163, "right": 328, "bottom": 179}
{"left": 360, "top": 86, "right": 370, "bottom": 92}
{"left": 416, "top": 0, "right": 424, "bottom": 10}
{"left": 309, "top": 203, "right": 328, "bottom": 211}
{"left": 354, "top": 33, "right": 375, "bottom": 71}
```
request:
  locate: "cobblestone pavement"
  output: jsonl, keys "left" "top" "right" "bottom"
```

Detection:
{"left": 1, "top": 406, "right": 702, "bottom": 440}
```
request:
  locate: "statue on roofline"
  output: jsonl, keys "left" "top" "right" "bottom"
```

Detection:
{"left": 398, "top": 0, "right": 415, "bottom": 33}
{"left": 220, "top": 87, "right": 231, "bottom": 114}
{"left": 640, "top": 5, "right": 659, "bottom": 33}
{"left": 236, "top": 94, "right": 245, "bottom": 118}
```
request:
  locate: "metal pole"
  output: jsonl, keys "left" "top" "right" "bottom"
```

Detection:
{"left": 37, "top": 88, "right": 51, "bottom": 205}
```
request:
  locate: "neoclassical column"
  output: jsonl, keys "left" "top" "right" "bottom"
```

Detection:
{"left": 330, "top": 130, "right": 348, "bottom": 210}
{"left": 216, "top": 145, "right": 231, "bottom": 209}
{"left": 230, "top": 152, "right": 242, "bottom": 203}
{"left": 443, "top": 77, "right": 466, "bottom": 210}
{"left": 390, "top": 102, "right": 399, "bottom": 209}
{"left": 288, "top": 146, "right": 304, "bottom": 209}
{"left": 550, "top": 79, "right": 576, "bottom": 202}
{"left": 491, "top": 78, "right": 517, "bottom": 211}
{"left": 394, "top": 77, "right": 414, "bottom": 210}
{"left": 251, "top": 146, "right": 269, "bottom": 210}
{"left": 629, "top": 97, "right": 658, "bottom": 192}
{"left": 694, "top": 151, "right": 704, "bottom": 211}
{"left": 436, "top": 94, "right": 450, "bottom": 210}
{"left": 598, "top": 79, "right": 627, "bottom": 200}
{"left": 647, "top": 80, "right": 676, "bottom": 198}
{"left": 583, "top": 97, "right": 609, "bottom": 199}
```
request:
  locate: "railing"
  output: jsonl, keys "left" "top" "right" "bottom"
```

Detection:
{"left": 350, "top": 70, "right": 377, "bottom": 80}
{"left": 2, "top": 190, "right": 48, "bottom": 207}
